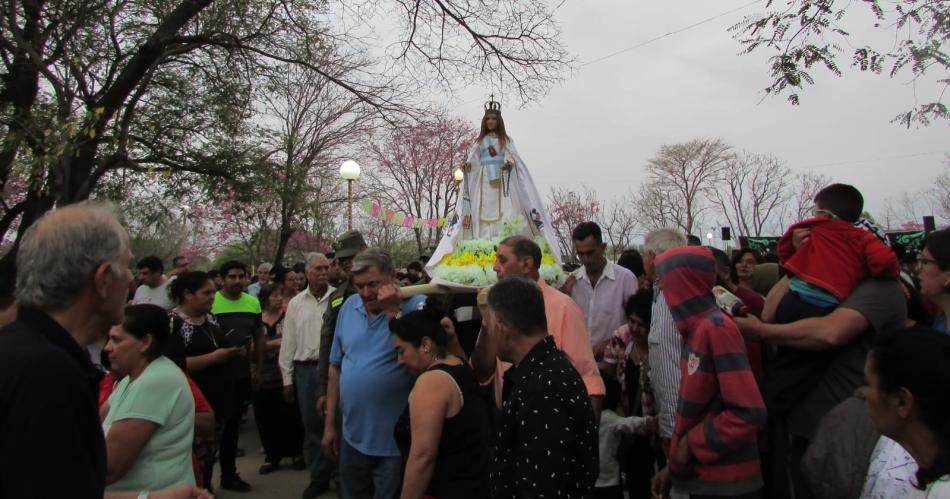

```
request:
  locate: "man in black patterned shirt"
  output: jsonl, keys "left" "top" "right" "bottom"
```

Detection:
{"left": 485, "top": 276, "right": 597, "bottom": 498}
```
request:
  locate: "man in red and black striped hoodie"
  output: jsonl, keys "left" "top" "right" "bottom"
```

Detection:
{"left": 653, "top": 246, "right": 767, "bottom": 499}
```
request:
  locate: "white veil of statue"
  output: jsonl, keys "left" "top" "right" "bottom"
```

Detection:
{"left": 426, "top": 98, "right": 563, "bottom": 289}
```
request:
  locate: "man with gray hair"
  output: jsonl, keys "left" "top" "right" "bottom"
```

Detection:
{"left": 247, "top": 262, "right": 273, "bottom": 297}
{"left": 278, "top": 252, "right": 335, "bottom": 498}
{"left": 0, "top": 203, "right": 208, "bottom": 499}
{"left": 641, "top": 228, "right": 688, "bottom": 465}
{"left": 322, "top": 249, "right": 426, "bottom": 499}
{"left": 469, "top": 235, "right": 604, "bottom": 415}
{"left": 0, "top": 203, "right": 132, "bottom": 498}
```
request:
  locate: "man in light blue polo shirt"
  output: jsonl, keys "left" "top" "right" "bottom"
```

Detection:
{"left": 322, "top": 249, "right": 426, "bottom": 499}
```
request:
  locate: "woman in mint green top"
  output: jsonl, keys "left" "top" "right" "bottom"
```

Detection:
{"left": 102, "top": 304, "right": 196, "bottom": 492}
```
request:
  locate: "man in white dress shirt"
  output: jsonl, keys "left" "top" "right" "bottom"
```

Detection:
{"left": 567, "top": 221, "right": 638, "bottom": 352}
{"left": 278, "top": 252, "right": 335, "bottom": 499}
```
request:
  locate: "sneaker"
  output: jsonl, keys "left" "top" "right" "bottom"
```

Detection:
{"left": 301, "top": 480, "right": 329, "bottom": 499}
{"left": 258, "top": 461, "right": 279, "bottom": 475}
{"left": 220, "top": 473, "right": 252, "bottom": 492}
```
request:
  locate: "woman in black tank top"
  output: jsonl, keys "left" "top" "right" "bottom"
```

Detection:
{"left": 390, "top": 297, "right": 490, "bottom": 499}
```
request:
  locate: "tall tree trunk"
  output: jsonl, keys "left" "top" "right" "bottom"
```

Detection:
{"left": 273, "top": 227, "right": 294, "bottom": 267}
{"left": 0, "top": 0, "right": 45, "bottom": 189}
{"left": 0, "top": 0, "right": 215, "bottom": 295}
{"left": 413, "top": 228, "right": 423, "bottom": 256}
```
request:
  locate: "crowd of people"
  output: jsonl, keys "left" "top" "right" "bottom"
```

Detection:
{"left": 1, "top": 180, "right": 949, "bottom": 499}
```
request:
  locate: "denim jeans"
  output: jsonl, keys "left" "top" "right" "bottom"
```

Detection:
{"left": 295, "top": 363, "right": 335, "bottom": 486}
{"left": 339, "top": 438, "right": 403, "bottom": 499}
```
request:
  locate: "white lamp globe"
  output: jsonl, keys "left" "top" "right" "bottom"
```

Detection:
{"left": 453, "top": 167, "right": 464, "bottom": 183}
{"left": 340, "top": 160, "right": 361, "bottom": 181}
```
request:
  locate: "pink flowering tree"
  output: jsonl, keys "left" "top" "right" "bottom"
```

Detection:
{"left": 0, "top": 171, "right": 27, "bottom": 255}
{"left": 368, "top": 117, "right": 475, "bottom": 255}
{"left": 546, "top": 186, "right": 601, "bottom": 262}
{"left": 106, "top": 172, "right": 237, "bottom": 265}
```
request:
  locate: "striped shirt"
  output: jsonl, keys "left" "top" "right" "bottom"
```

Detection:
{"left": 658, "top": 247, "right": 766, "bottom": 496}
{"left": 646, "top": 284, "right": 682, "bottom": 439}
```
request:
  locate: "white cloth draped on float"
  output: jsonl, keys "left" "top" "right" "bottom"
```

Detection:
{"left": 425, "top": 136, "right": 563, "bottom": 290}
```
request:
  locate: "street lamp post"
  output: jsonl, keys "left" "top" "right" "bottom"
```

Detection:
{"left": 452, "top": 167, "right": 465, "bottom": 223}
{"left": 340, "top": 160, "right": 361, "bottom": 230}
{"left": 180, "top": 205, "right": 191, "bottom": 250}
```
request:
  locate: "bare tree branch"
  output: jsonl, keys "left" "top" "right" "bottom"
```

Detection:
{"left": 713, "top": 151, "right": 793, "bottom": 237}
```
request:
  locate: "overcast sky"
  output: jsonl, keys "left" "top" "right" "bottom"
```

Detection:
{"left": 436, "top": 0, "right": 948, "bottom": 233}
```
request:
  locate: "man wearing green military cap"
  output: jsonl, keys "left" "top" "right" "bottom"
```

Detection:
{"left": 315, "top": 230, "right": 367, "bottom": 415}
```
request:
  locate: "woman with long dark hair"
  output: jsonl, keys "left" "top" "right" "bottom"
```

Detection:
{"left": 166, "top": 271, "right": 244, "bottom": 491}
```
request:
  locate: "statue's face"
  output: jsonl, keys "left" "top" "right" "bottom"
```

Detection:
{"left": 485, "top": 113, "right": 499, "bottom": 131}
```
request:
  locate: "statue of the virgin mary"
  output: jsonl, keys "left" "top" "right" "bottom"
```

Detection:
{"left": 426, "top": 98, "right": 563, "bottom": 289}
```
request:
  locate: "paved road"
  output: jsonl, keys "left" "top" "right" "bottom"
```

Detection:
{"left": 215, "top": 411, "right": 340, "bottom": 499}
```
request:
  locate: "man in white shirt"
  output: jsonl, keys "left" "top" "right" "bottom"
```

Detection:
{"left": 567, "top": 222, "right": 638, "bottom": 352}
{"left": 278, "top": 253, "right": 335, "bottom": 499}
{"left": 131, "top": 256, "right": 173, "bottom": 310}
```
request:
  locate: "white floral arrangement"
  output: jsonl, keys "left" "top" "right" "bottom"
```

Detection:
{"left": 431, "top": 222, "right": 564, "bottom": 287}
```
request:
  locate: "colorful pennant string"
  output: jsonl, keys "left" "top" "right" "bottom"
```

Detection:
{"left": 364, "top": 201, "right": 451, "bottom": 229}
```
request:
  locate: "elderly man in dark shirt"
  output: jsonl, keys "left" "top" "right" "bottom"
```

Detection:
{"left": 485, "top": 276, "right": 598, "bottom": 498}
{"left": 0, "top": 203, "right": 208, "bottom": 499}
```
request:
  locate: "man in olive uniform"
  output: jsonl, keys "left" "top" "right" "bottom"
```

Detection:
{"left": 315, "top": 230, "right": 368, "bottom": 415}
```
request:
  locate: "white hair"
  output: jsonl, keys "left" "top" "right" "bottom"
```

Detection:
{"left": 305, "top": 252, "right": 328, "bottom": 269}
{"left": 643, "top": 228, "right": 687, "bottom": 256}
{"left": 16, "top": 202, "right": 127, "bottom": 311}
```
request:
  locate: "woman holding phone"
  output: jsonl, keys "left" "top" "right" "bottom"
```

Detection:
{"left": 167, "top": 271, "right": 244, "bottom": 490}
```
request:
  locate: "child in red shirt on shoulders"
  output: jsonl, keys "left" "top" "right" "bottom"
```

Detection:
{"left": 767, "top": 183, "right": 898, "bottom": 417}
